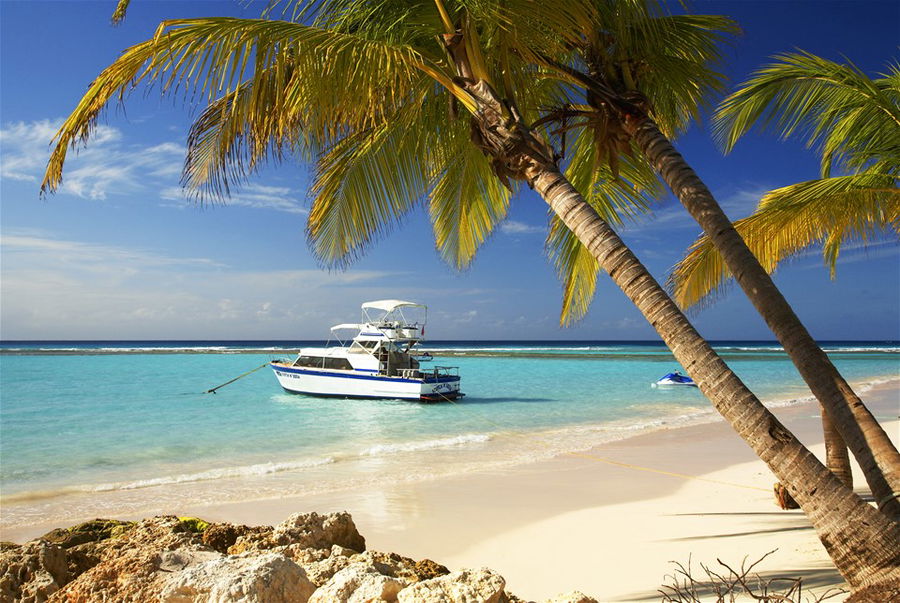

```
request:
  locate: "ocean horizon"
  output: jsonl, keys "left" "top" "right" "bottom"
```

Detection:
{"left": 2, "top": 339, "right": 898, "bottom": 534}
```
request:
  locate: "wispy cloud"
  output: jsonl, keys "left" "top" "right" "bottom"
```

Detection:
{"left": 1, "top": 118, "right": 182, "bottom": 200}
{"left": 0, "top": 119, "right": 67, "bottom": 182}
{"left": 1, "top": 119, "right": 306, "bottom": 213}
{"left": 789, "top": 239, "right": 900, "bottom": 270}
{"left": 161, "top": 183, "right": 307, "bottom": 214}
{"left": 621, "top": 184, "right": 770, "bottom": 236}
{"left": 500, "top": 220, "right": 544, "bottom": 235}
{"left": 0, "top": 231, "right": 395, "bottom": 338}
{"left": 1, "top": 231, "right": 225, "bottom": 272}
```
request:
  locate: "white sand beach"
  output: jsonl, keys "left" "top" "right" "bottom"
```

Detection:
{"left": 4, "top": 381, "right": 897, "bottom": 601}
{"left": 170, "top": 381, "right": 899, "bottom": 600}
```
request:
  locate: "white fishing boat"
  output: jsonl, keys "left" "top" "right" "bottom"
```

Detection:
{"left": 271, "top": 300, "right": 463, "bottom": 402}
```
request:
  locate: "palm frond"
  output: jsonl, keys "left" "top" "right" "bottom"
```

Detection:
{"left": 612, "top": 12, "right": 738, "bottom": 136}
{"left": 111, "top": 0, "right": 131, "bottom": 25}
{"left": 547, "top": 213, "right": 599, "bottom": 326}
{"left": 429, "top": 125, "right": 514, "bottom": 269}
{"left": 562, "top": 122, "right": 661, "bottom": 225}
{"left": 182, "top": 64, "right": 312, "bottom": 200}
{"left": 714, "top": 51, "right": 900, "bottom": 176}
{"left": 550, "top": 155, "right": 661, "bottom": 326}
{"left": 306, "top": 90, "right": 439, "bottom": 267}
{"left": 669, "top": 172, "right": 900, "bottom": 309}
{"left": 41, "top": 17, "right": 463, "bottom": 195}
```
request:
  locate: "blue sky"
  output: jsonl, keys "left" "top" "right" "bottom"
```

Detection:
{"left": 1, "top": 0, "right": 897, "bottom": 341}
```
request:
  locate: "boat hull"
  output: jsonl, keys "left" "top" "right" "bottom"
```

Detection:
{"left": 652, "top": 379, "right": 697, "bottom": 387}
{"left": 271, "top": 362, "right": 462, "bottom": 402}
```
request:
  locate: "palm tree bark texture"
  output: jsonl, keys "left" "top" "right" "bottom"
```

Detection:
{"left": 625, "top": 115, "right": 900, "bottom": 518}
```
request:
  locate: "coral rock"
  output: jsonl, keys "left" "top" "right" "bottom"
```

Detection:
{"left": 202, "top": 523, "right": 271, "bottom": 555}
{"left": 39, "top": 518, "right": 134, "bottom": 549}
{"left": 274, "top": 512, "right": 366, "bottom": 552}
{"left": 160, "top": 551, "right": 316, "bottom": 603}
{"left": 53, "top": 516, "right": 209, "bottom": 601}
{"left": 308, "top": 563, "right": 406, "bottom": 603}
{"left": 0, "top": 540, "right": 69, "bottom": 602}
{"left": 397, "top": 567, "right": 508, "bottom": 603}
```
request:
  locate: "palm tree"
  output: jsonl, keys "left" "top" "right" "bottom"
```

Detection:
{"left": 671, "top": 52, "right": 899, "bottom": 317}
{"left": 41, "top": 0, "right": 899, "bottom": 591}
{"left": 530, "top": 1, "right": 899, "bottom": 512}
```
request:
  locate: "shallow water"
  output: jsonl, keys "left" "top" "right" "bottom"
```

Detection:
{"left": 1, "top": 340, "right": 897, "bottom": 530}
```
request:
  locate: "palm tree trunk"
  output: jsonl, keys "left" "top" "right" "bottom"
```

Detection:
{"left": 440, "top": 27, "right": 898, "bottom": 584}
{"left": 824, "top": 412, "right": 854, "bottom": 487}
{"left": 625, "top": 115, "right": 900, "bottom": 516}
{"left": 524, "top": 164, "right": 900, "bottom": 588}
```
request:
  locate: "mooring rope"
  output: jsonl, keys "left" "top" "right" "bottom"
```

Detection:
{"left": 204, "top": 362, "right": 272, "bottom": 394}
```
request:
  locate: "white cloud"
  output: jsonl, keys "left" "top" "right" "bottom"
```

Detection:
{"left": 161, "top": 183, "right": 307, "bottom": 214}
{"left": 1, "top": 118, "right": 182, "bottom": 199}
{"left": 0, "top": 119, "right": 64, "bottom": 182}
{"left": 500, "top": 220, "right": 544, "bottom": 235}
{"left": 1, "top": 119, "right": 306, "bottom": 213}
{"left": 622, "top": 185, "right": 770, "bottom": 236}
{"left": 0, "top": 231, "right": 397, "bottom": 339}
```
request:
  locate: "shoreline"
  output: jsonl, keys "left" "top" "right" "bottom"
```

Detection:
{"left": 2, "top": 374, "right": 893, "bottom": 535}
{"left": 3, "top": 380, "right": 897, "bottom": 600}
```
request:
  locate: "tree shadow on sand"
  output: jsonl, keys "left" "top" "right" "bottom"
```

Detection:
{"left": 618, "top": 559, "right": 845, "bottom": 602}
{"left": 613, "top": 514, "right": 847, "bottom": 602}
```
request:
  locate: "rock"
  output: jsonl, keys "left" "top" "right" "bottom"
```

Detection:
{"left": 397, "top": 567, "right": 508, "bottom": 603}
{"left": 308, "top": 564, "right": 406, "bottom": 603}
{"left": 274, "top": 511, "right": 366, "bottom": 552}
{"left": 544, "top": 592, "right": 598, "bottom": 603}
{"left": 350, "top": 551, "right": 449, "bottom": 583}
{"left": 0, "top": 540, "right": 68, "bottom": 602}
{"left": 294, "top": 548, "right": 450, "bottom": 588}
{"left": 157, "top": 549, "right": 221, "bottom": 573}
{"left": 53, "top": 516, "right": 210, "bottom": 601}
{"left": 301, "top": 550, "right": 354, "bottom": 587}
{"left": 177, "top": 517, "right": 211, "bottom": 534}
{"left": 160, "top": 551, "right": 316, "bottom": 603}
{"left": 39, "top": 518, "right": 134, "bottom": 548}
{"left": 410, "top": 558, "right": 451, "bottom": 582}
{"left": 65, "top": 541, "right": 111, "bottom": 579}
{"left": 332, "top": 544, "right": 358, "bottom": 558}
{"left": 226, "top": 526, "right": 276, "bottom": 555}
{"left": 202, "top": 523, "right": 270, "bottom": 554}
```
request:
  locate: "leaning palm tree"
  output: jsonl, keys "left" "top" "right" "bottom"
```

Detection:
{"left": 672, "top": 52, "right": 899, "bottom": 317}
{"left": 530, "top": 1, "right": 899, "bottom": 512}
{"left": 41, "top": 0, "right": 899, "bottom": 592}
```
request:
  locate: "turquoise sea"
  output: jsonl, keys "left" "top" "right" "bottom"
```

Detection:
{"left": 1, "top": 340, "right": 897, "bottom": 532}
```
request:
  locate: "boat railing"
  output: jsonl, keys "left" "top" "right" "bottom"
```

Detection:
{"left": 371, "top": 321, "right": 424, "bottom": 341}
{"left": 397, "top": 366, "right": 458, "bottom": 380}
{"left": 428, "top": 365, "right": 459, "bottom": 378}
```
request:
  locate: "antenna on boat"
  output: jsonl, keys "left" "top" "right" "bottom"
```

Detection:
{"left": 204, "top": 362, "right": 271, "bottom": 394}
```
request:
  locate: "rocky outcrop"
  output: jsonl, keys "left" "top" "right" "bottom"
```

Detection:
{"left": 0, "top": 540, "right": 68, "bottom": 602}
{"left": 273, "top": 511, "right": 366, "bottom": 552}
{"left": 307, "top": 564, "right": 406, "bottom": 602}
{"left": 1, "top": 511, "right": 589, "bottom": 602}
{"left": 39, "top": 519, "right": 134, "bottom": 549}
{"left": 160, "top": 551, "right": 316, "bottom": 602}
{"left": 397, "top": 567, "right": 508, "bottom": 602}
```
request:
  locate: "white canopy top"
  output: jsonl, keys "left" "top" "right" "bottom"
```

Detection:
{"left": 360, "top": 300, "right": 425, "bottom": 313}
